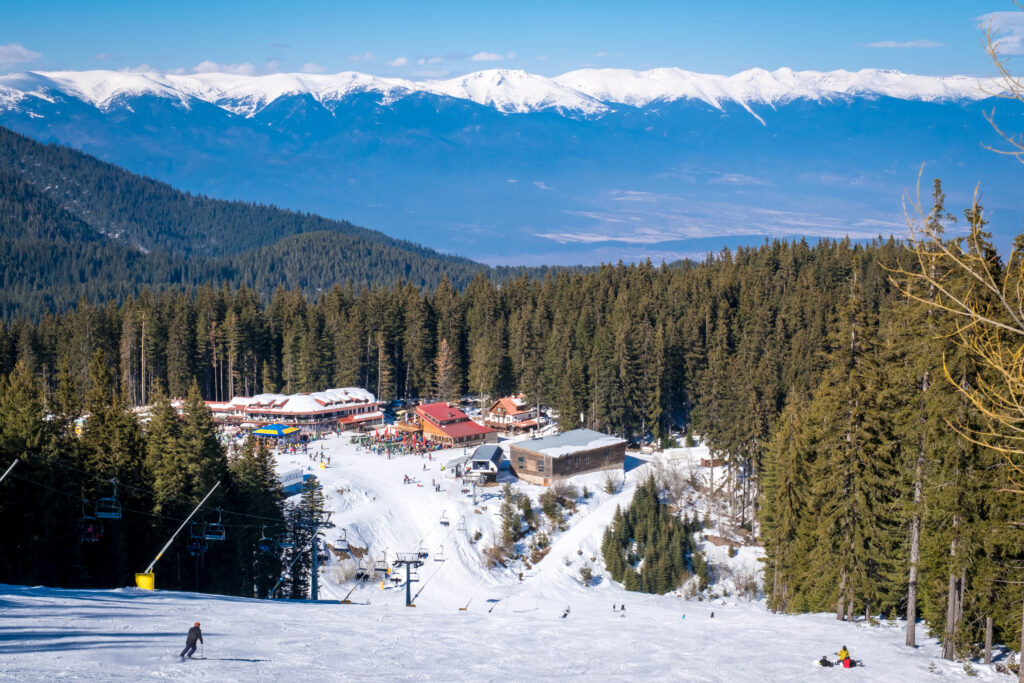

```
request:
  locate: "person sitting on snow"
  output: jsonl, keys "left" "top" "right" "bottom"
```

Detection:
{"left": 836, "top": 645, "right": 854, "bottom": 667}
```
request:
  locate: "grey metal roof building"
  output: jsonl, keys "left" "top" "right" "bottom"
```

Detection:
{"left": 510, "top": 429, "right": 626, "bottom": 486}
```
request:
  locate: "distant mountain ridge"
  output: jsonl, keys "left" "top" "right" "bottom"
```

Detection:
{"left": 0, "top": 67, "right": 1019, "bottom": 266}
{"left": 0, "top": 67, "right": 1000, "bottom": 119}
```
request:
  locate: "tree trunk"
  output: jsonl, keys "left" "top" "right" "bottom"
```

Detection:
{"left": 984, "top": 615, "right": 993, "bottom": 665}
{"left": 836, "top": 572, "right": 847, "bottom": 621}
{"left": 906, "top": 434, "right": 924, "bottom": 646}
{"left": 1018, "top": 593, "right": 1024, "bottom": 683}
{"left": 942, "top": 571, "right": 960, "bottom": 660}
{"left": 846, "top": 589, "right": 855, "bottom": 623}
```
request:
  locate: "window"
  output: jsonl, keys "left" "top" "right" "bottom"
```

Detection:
{"left": 537, "top": 460, "right": 545, "bottom": 473}
{"left": 518, "top": 456, "right": 524, "bottom": 466}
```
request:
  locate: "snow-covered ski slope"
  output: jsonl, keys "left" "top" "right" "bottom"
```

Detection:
{"left": 0, "top": 435, "right": 992, "bottom": 680}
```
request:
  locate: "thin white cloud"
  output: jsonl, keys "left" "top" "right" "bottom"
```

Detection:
{"left": 979, "top": 11, "right": 1024, "bottom": 55}
{"left": 594, "top": 51, "right": 608, "bottom": 57}
{"left": 0, "top": 43, "right": 41, "bottom": 67}
{"left": 387, "top": 56, "right": 409, "bottom": 67}
{"left": 95, "top": 52, "right": 109, "bottom": 61}
{"left": 418, "top": 56, "right": 443, "bottom": 65}
{"left": 300, "top": 62, "right": 326, "bottom": 73}
{"left": 708, "top": 173, "right": 772, "bottom": 186}
{"left": 534, "top": 181, "right": 553, "bottom": 190}
{"left": 348, "top": 52, "right": 376, "bottom": 63}
{"left": 264, "top": 59, "right": 281, "bottom": 72}
{"left": 118, "top": 64, "right": 156, "bottom": 73}
{"left": 470, "top": 52, "right": 503, "bottom": 62}
{"left": 535, "top": 55, "right": 549, "bottom": 61}
{"left": 534, "top": 189, "right": 895, "bottom": 245}
{"left": 866, "top": 39, "right": 944, "bottom": 48}
{"left": 193, "top": 60, "right": 257, "bottom": 75}
{"left": 507, "top": 51, "right": 517, "bottom": 59}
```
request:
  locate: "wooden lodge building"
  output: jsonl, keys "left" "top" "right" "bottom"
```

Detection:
{"left": 395, "top": 402, "right": 497, "bottom": 447}
{"left": 485, "top": 395, "right": 540, "bottom": 433}
{"left": 204, "top": 387, "right": 385, "bottom": 431}
{"left": 510, "top": 428, "right": 626, "bottom": 486}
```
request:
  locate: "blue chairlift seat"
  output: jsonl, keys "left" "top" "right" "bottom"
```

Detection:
{"left": 203, "top": 509, "right": 226, "bottom": 541}
{"left": 94, "top": 481, "right": 122, "bottom": 519}
{"left": 94, "top": 498, "right": 121, "bottom": 519}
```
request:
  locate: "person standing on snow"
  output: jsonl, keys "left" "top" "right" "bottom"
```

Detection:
{"left": 180, "top": 621, "right": 203, "bottom": 659}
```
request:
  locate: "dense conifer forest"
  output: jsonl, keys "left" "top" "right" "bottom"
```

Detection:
{"left": 0, "top": 126, "right": 561, "bottom": 318}
{"left": 1, "top": 167, "right": 1021, "bottom": 661}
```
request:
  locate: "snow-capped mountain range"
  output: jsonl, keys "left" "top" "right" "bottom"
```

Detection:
{"left": 0, "top": 67, "right": 1002, "bottom": 119}
{"left": 0, "top": 66, "right": 1019, "bottom": 266}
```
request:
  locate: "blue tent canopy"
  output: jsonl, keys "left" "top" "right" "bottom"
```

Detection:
{"left": 252, "top": 424, "right": 300, "bottom": 437}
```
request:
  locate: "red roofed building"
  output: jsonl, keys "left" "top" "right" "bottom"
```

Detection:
{"left": 415, "top": 402, "right": 497, "bottom": 447}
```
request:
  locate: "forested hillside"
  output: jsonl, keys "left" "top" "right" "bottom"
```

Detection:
{"left": 0, "top": 126, "right": 546, "bottom": 318}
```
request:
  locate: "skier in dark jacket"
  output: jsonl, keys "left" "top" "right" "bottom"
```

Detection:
{"left": 180, "top": 622, "right": 203, "bottom": 659}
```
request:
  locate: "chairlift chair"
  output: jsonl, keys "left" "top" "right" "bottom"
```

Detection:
{"left": 335, "top": 528, "right": 349, "bottom": 552}
{"left": 203, "top": 508, "right": 226, "bottom": 541}
{"left": 355, "top": 559, "right": 370, "bottom": 582}
{"left": 187, "top": 537, "right": 207, "bottom": 556}
{"left": 278, "top": 531, "right": 296, "bottom": 550}
{"left": 94, "top": 479, "right": 122, "bottom": 520}
{"left": 417, "top": 543, "right": 429, "bottom": 560}
{"left": 456, "top": 515, "right": 467, "bottom": 532}
{"left": 439, "top": 511, "right": 450, "bottom": 527}
{"left": 434, "top": 544, "right": 446, "bottom": 562}
{"left": 79, "top": 501, "right": 103, "bottom": 543}
{"left": 258, "top": 526, "right": 276, "bottom": 553}
{"left": 374, "top": 551, "right": 388, "bottom": 573}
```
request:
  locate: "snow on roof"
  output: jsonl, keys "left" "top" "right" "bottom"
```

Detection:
{"left": 516, "top": 429, "right": 626, "bottom": 459}
{"left": 227, "top": 388, "right": 376, "bottom": 414}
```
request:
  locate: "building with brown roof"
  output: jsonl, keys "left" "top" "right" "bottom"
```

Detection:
{"left": 485, "top": 394, "right": 541, "bottom": 433}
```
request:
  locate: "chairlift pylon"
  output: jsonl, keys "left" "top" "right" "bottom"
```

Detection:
{"left": 94, "top": 479, "right": 122, "bottom": 520}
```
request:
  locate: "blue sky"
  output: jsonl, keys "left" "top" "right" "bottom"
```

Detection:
{"left": 1, "top": 1, "right": 1021, "bottom": 78}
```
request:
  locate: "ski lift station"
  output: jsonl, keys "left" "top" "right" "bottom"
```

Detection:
{"left": 468, "top": 444, "right": 504, "bottom": 483}
{"left": 509, "top": 429, "right": 627, "bottom": 486}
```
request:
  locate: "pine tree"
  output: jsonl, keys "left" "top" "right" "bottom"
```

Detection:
{"left": 434, "top": 338, "right": 458, "bottom": 401}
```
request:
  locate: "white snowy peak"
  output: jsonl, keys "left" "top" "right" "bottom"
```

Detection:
{"left": 0, "top": 67, "right": 1002, "bottom": 117}
{"left": 553, "top": 67, "right": 1001, "bottom": 109}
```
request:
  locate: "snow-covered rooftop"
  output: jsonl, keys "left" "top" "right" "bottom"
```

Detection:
{"left": 216, "top": 388, "right": 376, "bottom": 414}
{"left": 516, "top": 428, "right": 626, "bottom": 459}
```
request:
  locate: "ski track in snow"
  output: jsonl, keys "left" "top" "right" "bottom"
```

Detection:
{"left": 0, "top": 435, "right": 993, "bottom": 680}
